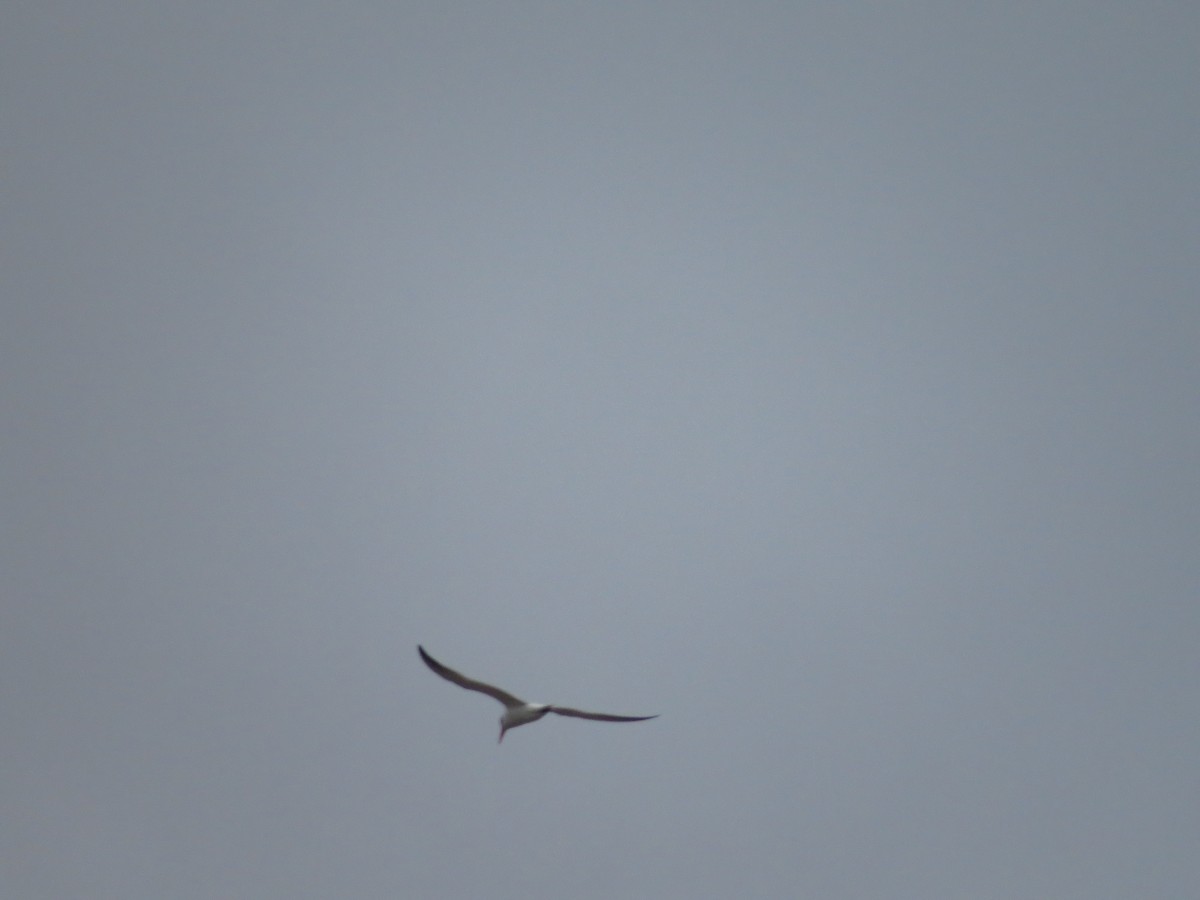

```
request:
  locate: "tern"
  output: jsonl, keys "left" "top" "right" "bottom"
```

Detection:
{"left": 418, "top": 645, "right": 658, "bottom": 743}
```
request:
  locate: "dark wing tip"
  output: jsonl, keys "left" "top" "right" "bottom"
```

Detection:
{"left": 417, "top": 645, "right": 439, "bottom": 669}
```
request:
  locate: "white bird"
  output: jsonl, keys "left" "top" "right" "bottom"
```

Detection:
{"left": 418, "top": 645, "right": 658, "bottom": 743}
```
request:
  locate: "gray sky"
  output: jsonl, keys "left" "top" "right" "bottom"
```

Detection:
{"left": 3, "top": 3, "right": 1197, "bottom": 898}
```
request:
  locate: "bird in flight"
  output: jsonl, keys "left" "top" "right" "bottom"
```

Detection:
{"left": 418, "top": 645, "right": 658, "bottom": 743}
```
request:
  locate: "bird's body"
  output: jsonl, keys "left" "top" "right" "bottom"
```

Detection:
{"left": 500, "top": 703, "right": 553, "bottom": 731}
{"left": 417, "top": 645, "right": 658, "bottom": 743}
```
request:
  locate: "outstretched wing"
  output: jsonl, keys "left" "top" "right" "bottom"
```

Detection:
{"left": 549, "top": 707, "right": 658, "bottom": 722}
{"left": 418, "top": 646, "right": 524, "bottom": 708}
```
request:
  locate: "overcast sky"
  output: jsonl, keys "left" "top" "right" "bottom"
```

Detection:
{"left": 3, "top": 3, "right": 1197, "bottom": 898}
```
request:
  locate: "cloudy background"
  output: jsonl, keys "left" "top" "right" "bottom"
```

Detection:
{"left": 3, "top": 3, "right": 1197, "bottom": 897}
